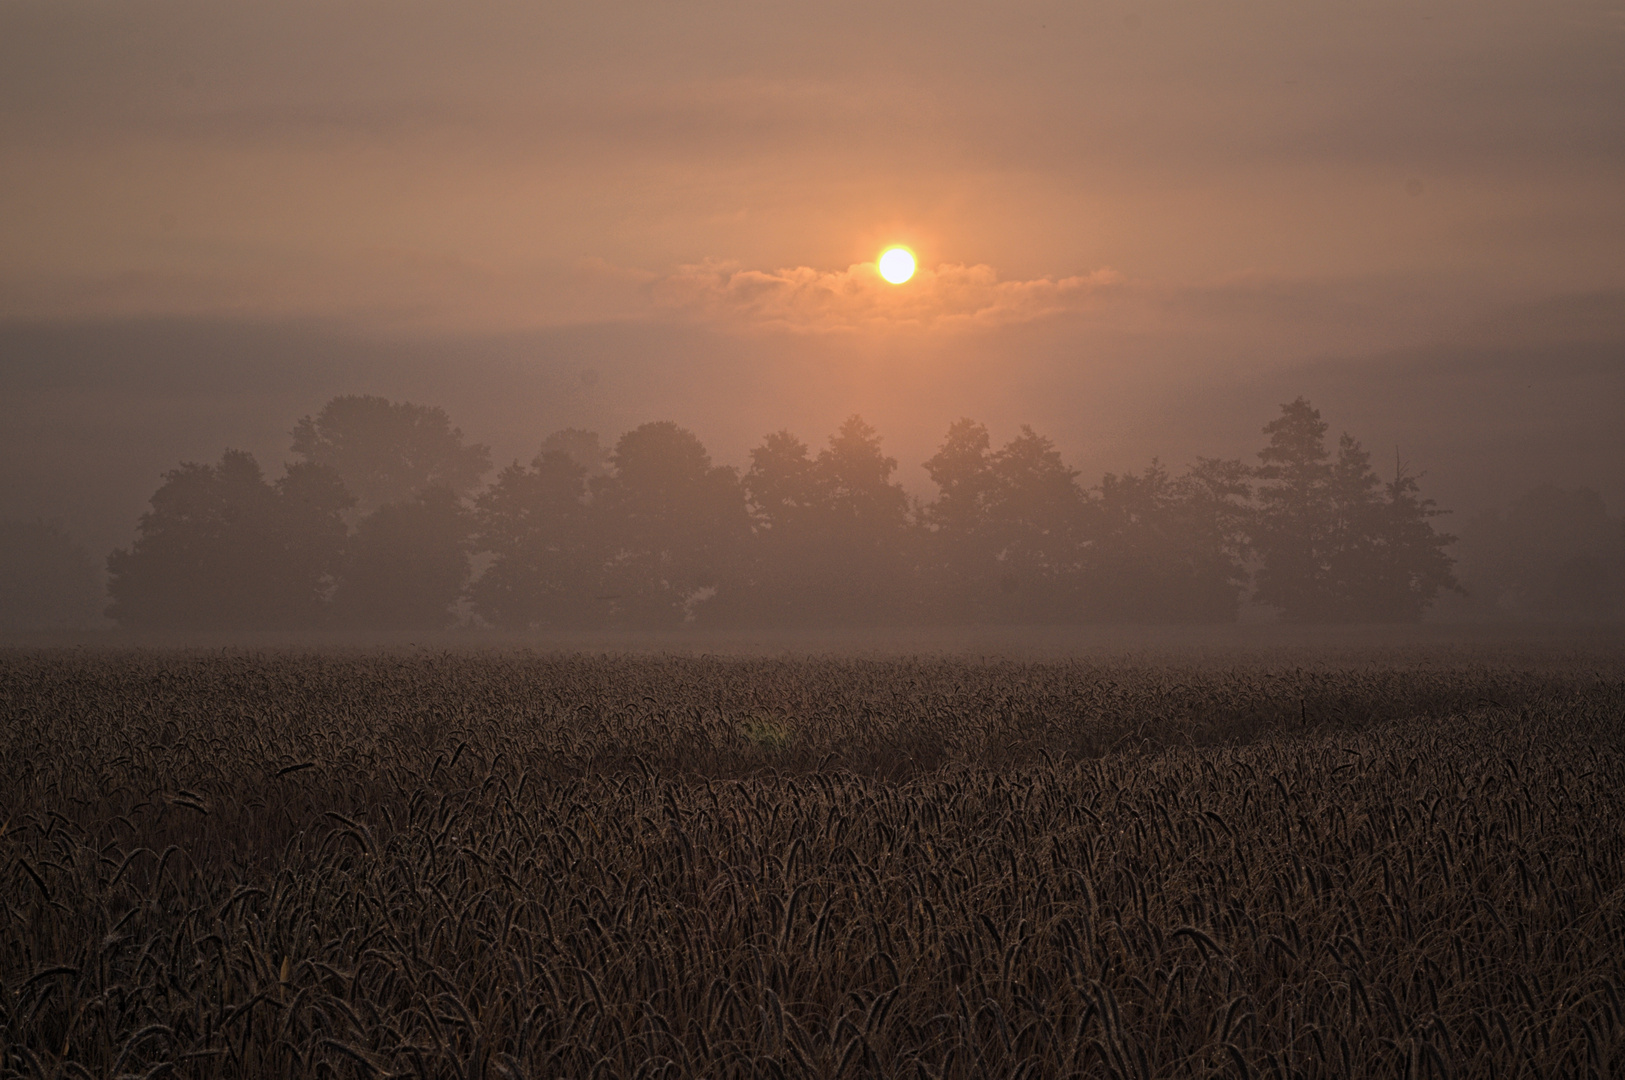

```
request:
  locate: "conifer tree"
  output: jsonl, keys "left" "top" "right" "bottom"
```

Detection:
{"left": 1253, "top": 399, "right": 1458, "bottom": 621}
{"left": 1253, "top": 399, "right": 1334, "bottom": 618}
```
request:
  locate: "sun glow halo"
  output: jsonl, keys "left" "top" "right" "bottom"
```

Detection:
{"left": 878, "top": 247, "right": 916, "bottom": 284}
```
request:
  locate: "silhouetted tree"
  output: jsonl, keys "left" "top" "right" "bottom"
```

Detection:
{"left": 1173, "top": 457, "right": 1255, "bottom": 618}
{"left": 330, "top": 486, "right": 471, "bottom": 629}
{"left": 1314, "top": 438, "right": 1459, "bottom": 621}
{"left": 746, "top": 431, "right": 821, "bottom": 537}
{"left": 817, "top": 416, "right": 911, "bottom": 536}
{"left": 0, "top": 520, "right": 105, "bottom": 631}
{"left": 810, "top": 416, "right": 919, "bottom": 622}
{"left": 538, "top": 428, "right": 611, "bottom": 478}
{"left": 1252, "top": 398, "right": 1334, "bottom": 618}
{"left": 1362, "top": 461, "right": 1461, "bottom": 620}
{"left": 921, "top": 424, "right": 1248, "bottom": 623}
{"left": 741, "top": 417, "right": 920, "bottom": 624}
{"left": 1084, "top": 459, "right": 1248, "bottom": 621}
{"left": 742, "top": 430, "right": 825, "bottom": 624}
{"left": 982, "top": 426, "right": 1089, "bottom": 620}
{"left": 1314, "top": 433, "right": 1389, "bottom": 617}
{"left": 1454, "top": 486, "right": 1623, "bottom": 617}
{"left": 107, "top": 451, "right": 351, "bottom": 629}
{"left": 593, "top": 422, "right": 748, "bottom": 627}
{"left": 1253, "top": 399, "right": 1458, "bottom": 621}
{"left": 921, "top": 419, "right": 999, "bottom": 619}
{"left": 469, "top": 446, "right": 598, "bottom": 628}
{"left": 291, "top": 395, "right": 491, "bottom": 513}
{"left": 923, "top": 420, "right": 996, "bottom": 537}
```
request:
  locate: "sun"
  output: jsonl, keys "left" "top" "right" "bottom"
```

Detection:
{"left": 877, "top": 247, "right": 916, "bottom": 284}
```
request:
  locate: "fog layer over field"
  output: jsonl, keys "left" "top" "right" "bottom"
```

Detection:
{"left": 2, "top": 1, "right": 1622, "bottom": 633}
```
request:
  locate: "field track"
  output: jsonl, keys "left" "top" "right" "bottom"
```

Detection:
{"left": 3, "top": 649, "right": 1624, "bottom": 1078}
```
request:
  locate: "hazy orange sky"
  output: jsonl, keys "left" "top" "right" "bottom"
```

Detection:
{"left": 2, "top": 0, "right": 1623, "bottom": 555}
{"left": 4, "top": 0, "right": 1622, "bottom": 332}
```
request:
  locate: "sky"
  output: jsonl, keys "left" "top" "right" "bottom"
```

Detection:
{"left": 2, "top": 0, "right": 1623, "bottom": 556}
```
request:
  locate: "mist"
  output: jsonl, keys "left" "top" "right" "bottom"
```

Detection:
{"left": 8, "top": 9, "right": 1625, "bottom": 1078}
{"left": 1, "top": 0, "right": 1622, "bottom": 634}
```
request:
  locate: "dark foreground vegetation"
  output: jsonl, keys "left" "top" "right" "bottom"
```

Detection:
{"left": 3, "top": 649, "right": 1624, "bottom": 1078}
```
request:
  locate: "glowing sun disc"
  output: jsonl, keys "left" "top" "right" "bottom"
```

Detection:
{"left": 878, "top": 247, "right": 916, "bottom": 284}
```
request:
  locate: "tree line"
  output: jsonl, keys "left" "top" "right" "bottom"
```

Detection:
{"left": 95, "top": 395, "right": 1474, "bottom": 630}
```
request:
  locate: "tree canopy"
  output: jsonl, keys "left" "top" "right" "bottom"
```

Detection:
{"left": 332, "top": 486, "right": 470, "bottom": 630}
{"left": 1252, "top": 398, "right": 1459, "bottom": 621}
{"left": 101, "top": 396, "right": 1488, "bottom": 631}
{"left": 107, "top": 451, "right": 351, "bottom": 630}
{"left": 290, "top": 395, "right": 491, "bottom": 513}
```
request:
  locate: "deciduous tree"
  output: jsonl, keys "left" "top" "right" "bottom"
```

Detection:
{"left": 291, "top": 395, "right": 490, "bottom": 513}
{"left": 594, "top": 422, "right": 748, "bottom": 627}
{"left": 332, "top": 486, "right": 471, "bottom": 629}
{"left": 469, "top": 446, "right": 598, "bottom": 628}
{"left": 107, "top": 451, "right": 351, "bottom": 629}
{"left": 984, "top": 426, "right": 1088, "bottom": 620}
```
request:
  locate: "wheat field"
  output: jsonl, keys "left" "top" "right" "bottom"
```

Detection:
{"left": 2, "top": 649, "right": 1622, "bottom": 1078}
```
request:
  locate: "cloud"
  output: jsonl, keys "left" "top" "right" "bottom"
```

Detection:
{"left": 648, "top": 259, "right": 1123, "bottom": 333}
